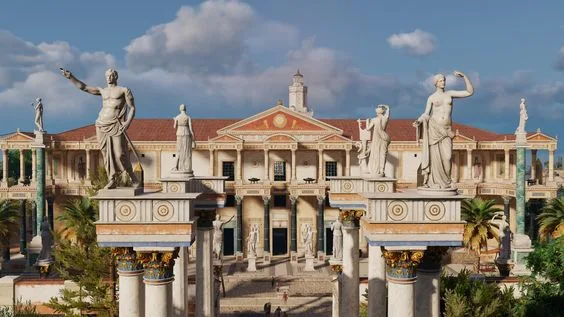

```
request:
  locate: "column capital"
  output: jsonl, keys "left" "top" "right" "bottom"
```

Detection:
{"left": 235, "top": 195, "right": 243, "bottom": 205}
{"left": 140, "top": 249, "right": 179, "bottom": 283}
{"left": 262, "top": 195, "right": 271, "bottom": 204}
{"left": 290, "top": 195, "right": 298, "bottom": 204}
{"left": 317, "top": 195, "right": 325, "bottom": 204}
{"left": 112, "top": 247, "right": 143, "bottom": 273}
{"left": 330, "top": 264, "right": 343, "bottom": 274}
{"left": 382, "top": 248, "right": 424, "bottom": 281}
{"left": 339, "top": 210, "right": 363, "bottom": 228}
{"left": 502, "top": 196, "right": 512, "bottom": 204}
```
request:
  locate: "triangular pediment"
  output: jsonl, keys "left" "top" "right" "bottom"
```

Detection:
{"left": 319, "top": 134, "right": 352, "bottom": 142}
{"left": 1, "top": 132, "right": 35, "bottom": 142}
{"left": 209, "top": 134, "right": 242, "bottom": 142}
{"left": 527, "top": 132, "right": 556, "bottom": 142}
{"left": 453, "top": 134, "right": 474, "bottom": 142}
{"left": 217, "top": 106, "right": 343, "bottom": 135}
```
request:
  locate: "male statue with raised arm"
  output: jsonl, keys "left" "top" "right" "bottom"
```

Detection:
{"left": 60, "top": 68, "right": 140, "bottom": 189}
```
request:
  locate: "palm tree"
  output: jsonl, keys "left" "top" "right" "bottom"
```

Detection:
{"left": 57, "top": 197, "right": 97, "bottom": 248}
{"left": 461, "top": 198, "right": 503, "bottom": 272}
{"left": 537, "top": 197, "right": 564, "bottom": 240}
{"left": 0, "top": 200, "right": 20, "bottom": 260}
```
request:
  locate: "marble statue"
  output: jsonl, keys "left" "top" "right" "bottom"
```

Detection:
{"left": 60, "top": 68, "right": 140, "bottom": 189}
{"left": 37, "top": 219, "right": 53, "bottom": 263}
{"left": 366, "top": 104, "right": 390, "bottom": 177}
{"left": 247, "top": 224, "right": 259, "bottom": 256}
{"left": 491, "top": 213, "right": 509, "bottom": 241}
{"left": 473, "top": 157, "right": 482, "bottom": 180}
{"left": 212, "top": 215, "right": 234, "bottom": 260}
{"left": 413, "top": 71, "right": 474, "bottom": 189}
{"left": 173, "top": 104, "right": 195, "bottom": 174}
{"left": 302, "top": 224, "right": 313, "bottom": 256}
{"left": 516, "top": 98, "right": 528, "bottom": 133}
{"left": 33, "top": 98, "right": 44, "bottom": 132}
{"left": 331, "top": 218, "right": 343, "bottom": 260}
{"left": 357, "top": 119, "right": 371, "bottom": 174}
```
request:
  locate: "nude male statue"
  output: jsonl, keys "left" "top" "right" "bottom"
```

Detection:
{"left": 212, "top": 214, "right": 234, "bottom": 260}
{"left": 60, "top": 68, "right": 140, "bottom": 189}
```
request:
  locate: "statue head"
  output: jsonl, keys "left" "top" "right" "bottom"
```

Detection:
{"left": 36, "top": 97, "right": 42, "bottom": 103}
{"left": 105, "top": 68, "right": 118, "bottom": 84}
{"left": 376, "top": 106, "right": 385, "bottom": 115}
{"left": 433, "top": 73, "right": 446, "bottom": 89}
{"left": 215, "top": 214, "right": 220, "bottom": 220}
{"left": 179, "top": 104, "right": 187, "bottom": 112}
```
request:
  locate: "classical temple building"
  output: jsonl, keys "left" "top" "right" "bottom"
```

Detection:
{"left": 0, "top": 72, "right": 559, "bottom": 259}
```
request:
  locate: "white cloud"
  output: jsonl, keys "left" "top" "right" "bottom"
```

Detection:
{"left": 387, "top": 29, "right": 436, "bottom": 56}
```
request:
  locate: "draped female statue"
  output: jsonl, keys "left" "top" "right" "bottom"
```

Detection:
{"left": 173, "top": 104, "right": 195, "bottom": 175}
{"left": 365, "top": 105, "right": 390, "bottom": 177}
{"left": 413, "top": 71, "right": 474, "bottom": 189}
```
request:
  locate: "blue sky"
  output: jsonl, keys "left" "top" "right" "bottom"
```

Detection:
{"left": 0, "top": 0, "right": 562, "bottom": 156}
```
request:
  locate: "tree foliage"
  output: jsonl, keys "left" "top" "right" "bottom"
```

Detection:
{"left": 461, "top": 198, "right": 503, "bottom": 255}
{"left": 537, "top": 197, "right": 564, "bottom": 240}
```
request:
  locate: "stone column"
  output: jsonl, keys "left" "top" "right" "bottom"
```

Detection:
{"left": 530, "top": 150, "right": 537, "bottom": 180}
{"left": 504, "top": 148, "right": 510, "bottom": 180}
{"left": 318, "top": 149, "right": 324, "bottom": 182}
{"left": 50, "top": 150, "right": 55, "bottom": 182}
{"left": 416, "top": 247, "right": 447, "bottom": 317}
{"left": 383, "top": 249, "right": 424, "bottom": 317}
{"left": 196, "top": 222, "right": 215, "bottom": 317}
{"left": 263, "top": 149, "right": 269, "bottom": 181}
{"left": 235, "top": 196, "right": 243, "bottom": 254}
{"left": 47, "top": 197, "right": 55, "bottom": 231}
{"left": 114, "top": 248, "right": 144, "bottom": 317}
{"left": 466, "top": 149, "right": 472, "bottom": 180}
{"left": 19, "top": 200, "right": 26, "bottom": 255}
{"left": 34, "top": 145, "right": 45, "bottom": 235}
{"left": 156, "top": 149, "right": 162, "bottom": 179}
{"left": 516, "top": 146, "right": 525, "bottom": 234}
{"left": 31, "top": 149, "right": 36, "bottom": 182}
{"left": 341, "top": 211, "right": 361, "bottom": 317}
{"left": 209, "top": 149, "right": 215, "bottom": 176}
{"left": 236, "top": 149, "right": 242, "bottom": 182}
{"left": 85, "top": 149, "right": 91, "bottom": 181}
{"left": 291, "top": 149, "right": 297, "bottom": 181}
{"left": 548, "top": 149, "right": 555, "bottom": 182}
{"left": 31, "top": 202, "right": 37, "bottom": 237}
{"left": 455, "top": 151, "right": 461, "bottom": 182}
{"left": 290, "top": 196, "right": 298, "bottom": 252}
{"left": 1, "top": 149, "right": 8, "bottom": 186}
{"left": 317, "top": 196, "right": 325, "bottom": 255}
{"left": 345, "top": 149, "right": 351, "bottom": 177}
{"left": 173, "top": 247, "right": 189, "bottom": 317}
{"left": 143, "top": 250, "right": 178, "bottom": 317}
{"left": 501, "top": 196, "right": 512, "bottom": 259}
{"left": 368, "top": 244, "right": 386, "bottom": 317}
{"left": 330, "top": 264, "right": 343, "bottom": 317}
{"left": 19, "top": 149, "right": 25, "bottom": 183}
{"left": 263, "top": 196, "right": 271, "bottom": 256}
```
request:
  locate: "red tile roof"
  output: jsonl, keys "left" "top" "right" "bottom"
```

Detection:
{"left": 51, "top": 118, "right": 522, "bottom": 142}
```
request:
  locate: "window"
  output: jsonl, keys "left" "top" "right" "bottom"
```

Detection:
{"left": 325, "top": 161, "right": 337, "bottom": 180}
{"left": 222, "top": 161, "right": 235, "bottom": 181}
{"left": 273, "top": 195, "right": 286, "bottom": 207}
{"left": 274, "top": 161, "right": 286, "bottom": 181}
{"left": 225, "top": 195, "right": 236, "bottom": 207}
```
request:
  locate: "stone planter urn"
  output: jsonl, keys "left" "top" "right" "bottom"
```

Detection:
{"left": 495, "top": 258, "right": 514, "bottom": 277}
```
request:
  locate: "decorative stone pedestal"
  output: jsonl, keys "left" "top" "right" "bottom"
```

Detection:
{"left": 247, "top": 256, "right": 257, "bottom": 272}
{"left": 290, "top": 251, "right": 298, "bottom": 264}
{"left": 263, "top": 252, "right": 271, "bottom": 265}
{"left": 511, "top": 233, "right": 533, "bottom": 275}
{"left": 304, "top": 255, "right": 315, "bottom": 271}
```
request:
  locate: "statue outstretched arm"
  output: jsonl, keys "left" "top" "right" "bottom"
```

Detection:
{"left": 122, "top": 88, "right": 136, "bottom": 130}
{"left": 59, "top": 68, "right": 100, "bottom": 95}
{"left": 448, "top": 71, "right": 474, "bottom": 98}
{"left": 224, "top": 215, "right": 235, "bottom": 224}
{"left": 173, "top": 117, "right": 178, "bottom": 129}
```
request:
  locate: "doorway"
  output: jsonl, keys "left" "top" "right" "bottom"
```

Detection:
{"left": 223, "top": 228, "right": 234, "bottom": 256}
{"left": 272, "top": 228, "right": 288, "bottom": 256}
{"left": 325, "top": 227, "right": 333, "bottom": 255}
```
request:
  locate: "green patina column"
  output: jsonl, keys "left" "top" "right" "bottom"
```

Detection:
{"left": 34, "top": 146, "right": 45, "bottom": 234}
{"left": 516, "top": 146, "right": 526, "bottom": 235}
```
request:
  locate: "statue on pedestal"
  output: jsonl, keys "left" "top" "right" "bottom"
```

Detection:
{"left": 60, "top": 68, "right": 140, "bottom": 189}
{"left": 302, "top": 224, "right": 313, "bottom": 256}
{"left": 413, "top": 71, "right": 474, "bottom": 189}
{"left": 365, "top": 104, "right": 390, "bottom": 177}
{"left": 357, "top": 119, "right": 371, "bottom": 174}
{"left": 173, "top": 104, "right": 195, "bottom": 175}
{"left": 33, "top": 98, "right": 44, "bottom": 132}
{"left": 331, "top": 218, "right": 343, "bottom": 260}
{"left": 212, "top": 215, "right": 234, "bottom": 260}
{"left": 37, "top": 219, "right": 53, "bottom": 263}
{"left": 516, "top": 98, "right": 528, "bottom": 134}
{"left": 247, "top": 224, "right": 259, "bottom": 257}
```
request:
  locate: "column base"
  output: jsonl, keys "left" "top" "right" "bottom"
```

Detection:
{"left": 304, "top": 255, "right": 315, "bottom": 271}
{"left": 263, "top": 252, "right": 271, "bottom": 265}
{"left": 290, "top": 251, "right": 298, "bottom": 264}
{"left": 247, "top": 256, "right": 257, "bottom": 272}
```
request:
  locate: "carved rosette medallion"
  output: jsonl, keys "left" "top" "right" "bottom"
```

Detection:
{"left": 272, "top": 114, "right": 288, "bottom": 128}
{"left": 382, "top": 248, "right": 424, "bottom": 281}
{"left": 141, "top": 250, "right": 179, "bottom": 282}
{"left": 116, "top": 201, "right": 136, "bottom": 222}
{"left": 377, "top": 183, "right": 388, "bottom": 192}
{"left": 424, "top": 202, "right": 445, "bottom": 221}
{"left": 169, "top": 183, "right": 181, "bottom": 193}
{"left": 342, "top": 181, "right": 354, "bottom": 193}
{"left": 112, "top": 247, "right": 143, "bottom": 273}
{"left": 387, "top": 201, "right": 408, "bottom": 221}
{"left": 153, "top": 201, "right": 174, "bottom": 222}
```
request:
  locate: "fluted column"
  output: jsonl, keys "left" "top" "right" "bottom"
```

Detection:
{"left": 548, "top": 149, "right": 555, "bottom": 182}
{"left": 290, "top": 196, "right": 298, "bottom": 252}
{"left": 317, "top": 195, "right": 325, "bottom": 254}
{"left": 263, "top": 196, "right": 271, "bottom": 254}
{"left": 466, "top": 149, "right": 472, "bottom": 180}
{"left": 236, "top": 196, "right": 243, "bottom": 253}
{"left": 236, "top": 149, "right": 242, "bottom": 181}
{"left": 196, "top": 217, "right": 215, "bottom": 317}
{"left": 504, "top": 149, "right": 510, "bottom": 180}
{"left": 114, "top": 247, "right": 145, "bottom": 317}
{"left": 208, "top": 149, "right": 215, "bottom": 176}
{"left": 317, "top": 149, "right": 324, "bottom": 182}
{"left": 19, "top": 200, "right": 26, "bottom": 255}
{"left": 19, "top": 149, "right": 25, "bottom": 182}
{"left": 368, "top": 244, "right": 386, "bottom": 317}
{"left": 345, "top": 149, "right": 351, "bottom": 176}
{"left": 341, "top": 211, "right": 361, "bottom": 317}
{"left": 291, "top": 149, "right": 296, "bottom": 181}
{"left": 85, "top": 149, "right": 91, "bottom": 181}
{"left": 530, "top": 150, "right": 537, "bottom": 180}
{"left": 416, "top": 247, "right": 447, "bottom": 317}
{"left": 263, "top": 149, "right": 269, "bottom": 181}
{"left": 142, "top": 250, "right": 178, "bottom": 317}
{"left": 1, "top": 149, "right": 8, "bottom": 186}
{"left": 383, "top": 249, "right": 424, "bottom": 317}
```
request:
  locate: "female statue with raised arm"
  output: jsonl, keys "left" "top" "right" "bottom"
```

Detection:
{"left": 413, "top": 71, "right": 474, "bottom": 189}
